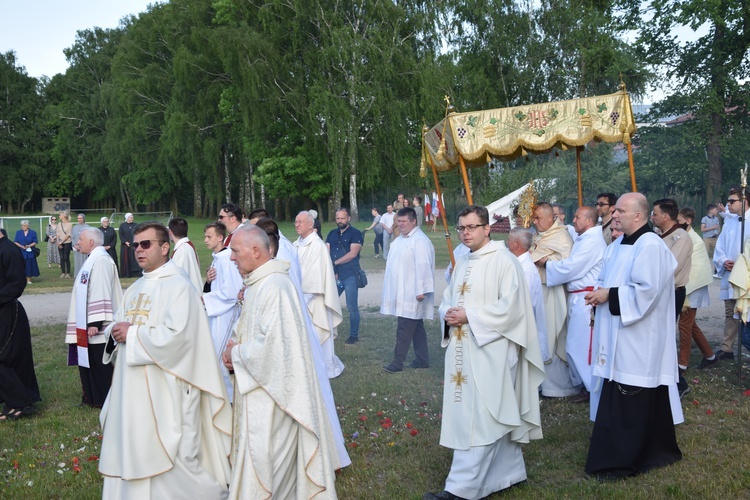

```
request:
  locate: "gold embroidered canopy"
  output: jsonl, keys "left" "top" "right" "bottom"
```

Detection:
{"left": 423, "top": 89, "right": 636, "bottom": 172}
{"left": 421, "top": 86, "right": 638, "bottom": 268}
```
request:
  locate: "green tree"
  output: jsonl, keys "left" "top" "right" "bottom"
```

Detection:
{"left": 0, "top": 52, "right": 46, "bottom": 213}
{"left": 621, "top": 0, "right": 750, "bottom": 201}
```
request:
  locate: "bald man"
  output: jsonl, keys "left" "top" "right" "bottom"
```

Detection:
{"left": 584, "top": 192, "right": 683, "bottom": 479}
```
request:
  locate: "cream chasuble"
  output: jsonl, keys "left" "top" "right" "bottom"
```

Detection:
{"left": 438, "top": 241, "right": 544, "bottom": 451}
{"left": 99, "top": 261, "right": 232, "bottom": 499}
{"left": 294, "top": 233, "right": 345, "bottom": 378}
{"left": 229, "top": 259, "right": 338, "bottom": 499}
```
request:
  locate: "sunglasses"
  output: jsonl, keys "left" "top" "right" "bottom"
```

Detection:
{"left": 132, "top": 239, "right": 166, "bottom": 250}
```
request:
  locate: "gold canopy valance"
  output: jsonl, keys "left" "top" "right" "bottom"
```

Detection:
{"left": 424, "top": 89, "right": 636, "bottom": 172}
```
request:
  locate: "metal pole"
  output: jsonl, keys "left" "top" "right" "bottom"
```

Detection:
{"left": 739, "top": 165, "right": 748, "bottom": 381}
{"left": 576, "top": 147, "right": 583, "bottom": 207}
{"left": 458, "top": 155, "right": 473, "bottom": 205}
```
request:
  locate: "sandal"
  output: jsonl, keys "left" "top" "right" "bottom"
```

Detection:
{"left": 0, "top": 405, "right": 37, "bottom": 422}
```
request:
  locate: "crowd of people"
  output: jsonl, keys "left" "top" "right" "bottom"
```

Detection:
{"left": 0, "top": 189, "right": 747, "bottom": 498}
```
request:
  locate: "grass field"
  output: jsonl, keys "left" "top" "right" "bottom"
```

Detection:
{"left": 3, "top": 216, "right": 750, "bottom": 498}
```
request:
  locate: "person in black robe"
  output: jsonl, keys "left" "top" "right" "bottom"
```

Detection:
{"left": 118, "top": 213, "right": 141, "bottom": 278}
{"left": 99, "top": 217, "right": 119, "bottom": 274}
{"left": 0, "top": 228, "right": 41, "bottom": 421}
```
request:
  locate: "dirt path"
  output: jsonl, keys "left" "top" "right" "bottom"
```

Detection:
{"left": 20, "top": 272, "right": 727, "bottom": 349}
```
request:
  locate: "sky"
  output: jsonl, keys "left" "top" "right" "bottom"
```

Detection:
{"left": 0, "top": 0, "right": 161, "bottom": 79}
{"left": 1, "top": 1, "right": 707, "bottom": 104}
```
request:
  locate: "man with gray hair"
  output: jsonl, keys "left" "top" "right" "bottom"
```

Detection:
{"left": 223, "top": 225, "right": 339, "bottom": 498}
{"left": 65, "top": 227, "right": 122, "bottom": 407}
{"left": 71, "top": 213, "right": 91, "bottom": 277}
{"left": 294, "top": 211, "right": 345, "bottom": 378}
{"left": 507, "top": 227, "right": 550, "bottom": 364}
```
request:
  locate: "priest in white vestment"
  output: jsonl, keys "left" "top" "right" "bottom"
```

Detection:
{"left": 507, "top": 228, "right": 550, "bottom": 363}
{"left": 543, "top": 206, "right": 605, "bottom": 398}
{"left": 584, "top": 193, "right": 683, "bottom": 479}
{"left": 381, "top": 207, "right": 435, "bottom": 372}
{"left": 100, "top": 222, "right": 232, "bottom": 499}
{"left": 202, "top": 222, "right": 244, "bottom": 402}
{"left": 168, "top": 217, "right": 203, "bottom": 293}
{"left": 425, "top": 206, "right": 544, "bottom": 500}
{"left": 224, "top": 226, "right": 338, "bottom": 499}
{"left": 531, "top": 202, "right": 577, "bottom": 397}
{"left": 65, "top": 228, "right": 123, "bottom": 407}
{"left": 256, "top": 217, "right": 351, "bottom": 469}
{"left": 294, "top": 211, "right": 345, "bottom": 378}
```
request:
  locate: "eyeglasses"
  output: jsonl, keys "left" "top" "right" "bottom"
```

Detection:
{"left": 132, "top": 239, "right": 166, "bottom": 250}
{"left": 595, "top": 202, "right": 610, "bottom": 207}
{"left": 727, "top": 199, "right": 740, "bottom": 204}
{"left": 51, "top": 218, "right": 56, "bottom": 221}
{"left": 455, "top": 224, "right": 487, "bottom": 233}
{"left": 218, "top": 214, "right": 229, "bottom": 220}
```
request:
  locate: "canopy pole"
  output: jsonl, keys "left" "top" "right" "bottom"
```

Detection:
{"left": 576, "top": 147, "right": 583, "bottom": 207}
{"left": 458, "top": 155, "right": 473, "bottom": 205}
{"left": 627, "top": 143, "right": 637, "bottom": 192}
{"left": 428, "top": 156, "right": 456, "bottom": 268}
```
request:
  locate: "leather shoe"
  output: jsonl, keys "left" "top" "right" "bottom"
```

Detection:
{"left": 569, "top": 389, "right": 590, "bottom": 403}
{"left": 422, "top": 491, "right": 466, "bottom": 500}
{"left": 408, "top": 360, "right": 429, "bottom": 369}
{"left": 697, "top": 356, "right": 720, "bottom": 369}
{"left": 715, "top": 349, "right": 735, "bottom": 361}
{"left": 344, "top": 337, "right": 358, "bottom": 345}
{"left": 382, "top": 363, "right": 402, "bottom": 373}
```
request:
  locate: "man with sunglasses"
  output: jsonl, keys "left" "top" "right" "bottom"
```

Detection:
{"left": 713, "top": 186, "right": 750, "bottom": 361}
{"left": 596, "top": 193, "right": 617, "bottom": 245}
{"left": 218, "top": 203, "right": 244, "bottom": 247}
{"left": 325, "top": 208, "right": 363, "bottom": 345}
{"left": 99, "top": 222, "right": 232, "bottom": 497}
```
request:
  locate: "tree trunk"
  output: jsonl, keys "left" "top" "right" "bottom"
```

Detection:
{"left": 260, "top": 184, "right": 266, "bottom": 212}
{"left": 193, "top": 164, "right": 202, "bottom": 218}
{"left": 224, "top": 146, "right": 232, "bottom": 204}
{"left": 274, "top": 198, "right": 282, "bottom": 220}
{"left": 284, "top": 197, "right": 292, "bottom": 222}
{"left": 706, "top": 110, "right": 723, "bottom": 202}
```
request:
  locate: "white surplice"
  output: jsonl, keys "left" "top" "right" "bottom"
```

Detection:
{"left": 545, "top": 226, "right": 606, "bottom": 391}
{"left": 515, "top": 251, "right": 550, "bottom": 363}
{"left": 229, "top": 259, "right": 337, "bottom": 499}
{"left": 295, "top": 233, "right": 345, "bottom": 378}
{"left": 99, "top": 261, "right": 232, "bottom": 499}
{"left": 438, "top": 241, "right": 545, "bottom": 499}
{"left": 590, "top": 232, "right": 684, "bottom": 425}
{"left": 171, "top": 237, "right": 203, "bottom": 293}
{"left": 203, "top": 248, "right": 243, "bottom": 401}
{"left": 381, "top": 227, "right": 435, "bottom": 320}
{"left": 278, "top": 235, "right": 351, "bottom": 469}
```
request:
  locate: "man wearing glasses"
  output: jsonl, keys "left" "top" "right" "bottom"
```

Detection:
{"left": 713, "top": 186, "right": 750, "bottom": 361}
{"left": 425, "top": 205, "right": 543, "bottom": 499}
{"left": 218, "top": 203, "right": 244, "bottom": 247}
{"left": 596, "top": 193, "right": 617, "bottom": 245}
{"left": 100, "top": 222, "right": 231, "bottom": 497}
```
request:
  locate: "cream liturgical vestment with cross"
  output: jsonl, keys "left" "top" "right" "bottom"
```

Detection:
{"left": 438, "top": 241, "right": 545, "bottom": 498}
{"left": 229, "top": 259, "right": 338, "bottom": 499}
{"left": 295, "top": 233, "right": 345, "bottom": 378}
{"left": 99, "top": 261, "right": 232, "bottom": 499}
{"left": 531, "top": 220, "right": 576, "bottom": 397}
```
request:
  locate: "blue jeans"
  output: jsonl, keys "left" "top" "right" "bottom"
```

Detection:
{"left": 338, "top": 274, "right": 360, "bottom": 339}
{"left": 742, "top": 322, "right": 750, "bottom": 351}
